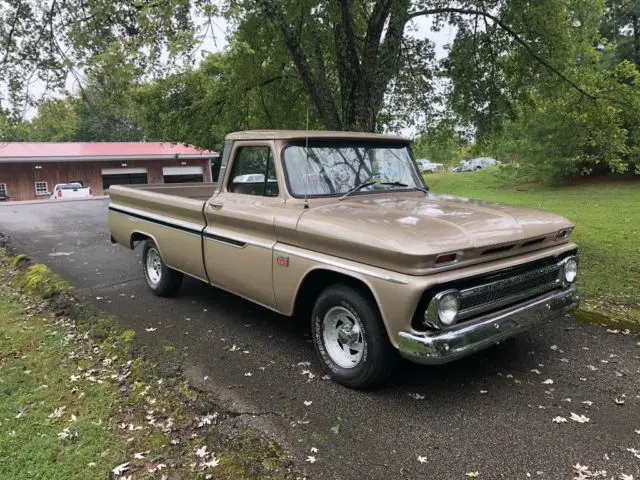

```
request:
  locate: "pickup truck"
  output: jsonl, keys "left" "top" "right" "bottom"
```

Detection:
{"left": 108, "top": 130, "right": 579, "bottom": 388}
{"left": 50, "top": 182, "right": 92, "bottom": 200}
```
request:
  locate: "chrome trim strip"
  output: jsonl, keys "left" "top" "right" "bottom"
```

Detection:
{"left": 398, "top": 285, "right": 578, "bottom": 365}
{"left": 109, "top": 204, "right": 204, "bottom": 233}
{"left": 274, "top": 244, "right": 409, "bottom": 285}
{"left": 202, "top": 228, "right": 273, "bottom": 250}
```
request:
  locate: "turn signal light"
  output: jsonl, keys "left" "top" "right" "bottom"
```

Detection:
{"left": 434, "top": 252, "right": 459, "bottom": 266}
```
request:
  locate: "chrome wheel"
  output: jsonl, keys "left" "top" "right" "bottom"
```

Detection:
{"left": 146, "top": 247, "right": 162, "bottom": 286}
{"left": 322, "top": 306, "right": 365, "bottom": 369}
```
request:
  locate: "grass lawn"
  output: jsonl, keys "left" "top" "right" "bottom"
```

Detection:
{"left": 0, "top": 251, "right": 295, "bottom": 479}
{"left": 425, "top": 169, "right": 640, "bottom": 322}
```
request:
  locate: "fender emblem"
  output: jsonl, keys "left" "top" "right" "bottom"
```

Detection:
{"left": 276, "top": 255, "right": 289, "bottom": 267}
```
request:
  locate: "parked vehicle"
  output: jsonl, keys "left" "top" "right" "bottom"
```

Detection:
{"left": 455, "top": 157, "right": 497, "bottom": 172}
{"left": 50, "top": 182, "right": 92, "bottom": 200}
{"left": 416, "top": 159, "right": 445, "bottom": 173}
{"left": 108, "top": 130, "right": 579, "bottom": 388}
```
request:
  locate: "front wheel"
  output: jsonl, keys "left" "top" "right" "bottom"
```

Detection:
{"left": 311, "top": 284, "right": 398, "bottom": 389}
{"left": 142, "top": 239, "right": 183, "bottom": 297}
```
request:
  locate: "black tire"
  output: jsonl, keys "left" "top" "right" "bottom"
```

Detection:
{"left": 142, "top": 239, "right": 183, "bottom": 297}
{"left": 311, "top": 284, "right": 398, "bottom": 389}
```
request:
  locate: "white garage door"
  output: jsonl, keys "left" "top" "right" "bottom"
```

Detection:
{"left": 162, "top": 166, "right": 204, "bottom": 176}
{"left": 163, "top": 166, "right": 204, "bottom": 184}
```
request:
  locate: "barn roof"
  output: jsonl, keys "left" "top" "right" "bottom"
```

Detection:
{"left": 0, "top": 142, "right": 218, "bottom": 163}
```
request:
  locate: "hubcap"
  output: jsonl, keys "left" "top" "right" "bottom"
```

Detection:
{"left": 146, "top": 248, "right": 162, "bottom": 286}
{"left": 322, "top": 306, "right": 365, "bottom": 369}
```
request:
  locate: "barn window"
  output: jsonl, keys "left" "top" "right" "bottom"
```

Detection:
{"left": 35, "top": 181, "right": 49, "bottom": 196}
{"left": 0, "top": 184, "right": 7, "bottom": 197}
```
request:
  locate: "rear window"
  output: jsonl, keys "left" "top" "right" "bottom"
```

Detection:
{"left": 59, "top": 183, "right": 84, "bottom": 190}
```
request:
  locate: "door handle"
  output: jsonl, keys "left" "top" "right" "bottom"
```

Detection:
{"left": 208, "top": 201, "right": 224, "bottom": 210}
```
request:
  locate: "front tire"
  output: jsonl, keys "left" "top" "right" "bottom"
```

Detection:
{"left": 311, "top": 284, "right": 397, "bottom": 389}
{"left": 142, "top": 239, "right": 183, "bottom": 297}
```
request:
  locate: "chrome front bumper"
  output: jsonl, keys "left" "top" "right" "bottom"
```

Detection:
{"left": 397, "top": 286, "right": 578, "bottom": 365}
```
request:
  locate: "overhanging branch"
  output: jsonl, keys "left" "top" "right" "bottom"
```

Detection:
{"left": 408, "top": 7, "right": 597, "bottom": 101}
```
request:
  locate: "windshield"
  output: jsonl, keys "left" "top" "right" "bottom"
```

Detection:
{"left": 283, "top": 142, "right": 424, "bottom": 198}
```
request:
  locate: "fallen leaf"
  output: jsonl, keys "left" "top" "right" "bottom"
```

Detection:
{"left": 304, "top": 400, "right": 313, "bottom": 406}
{"left": 417, "top": 455, "right": 427, "bottom": 464}
{"left": 542, "top": 379, "right": 554, "bottom": 385}
{"left": 408, "top": 392, "right": 425, "bottom": 400}
{"left": 530, "top": 369, "right": 542, "bottom": 375}
{"left": 112, "top": 462, "right": 130, "bottom": 476}
{"left": 465, "top": 472, "right": 479, "bottom": 478}
{"left": 569, "top": 412, "right": 590, "bottom": 423}
{"left": 49, "top": 406, "right": 66, "bottom": 419}
{"left": 306, "top": 455, "right": 317, "bottom": 464}
{"left": 195, "top": 445, "right": 208, "bottom": 458}
{"left": 145, "top": 328, "right": 157, "bottom": 332}
{"left": 310, "top": 447, "right": 318, "bottom": 453}
{"left": 552, "top": 416, "right": 567, "bottom": 423}
{"left": 615, "top": 398, "right": 625, "bottom": 405}
{"left": 202, "top": 456, "right": 220, "bottom": 468}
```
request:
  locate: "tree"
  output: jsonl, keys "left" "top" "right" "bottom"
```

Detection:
{"left": 26, "top": 99, "right": 78, "bottom": 141}
{"left": 601, "top": 0, "right": 640, "bottom": 67}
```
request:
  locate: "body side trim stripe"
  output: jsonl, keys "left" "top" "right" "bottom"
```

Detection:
{"left": 108, "top": 205, "right": 247, "bottom": 248}
{"left": 274, "top": 244, "right": 409, "bottom": 285}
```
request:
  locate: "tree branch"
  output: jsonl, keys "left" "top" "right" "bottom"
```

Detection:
{"left": 407, "top": 7, "right": 596, "bottom": 100}
{"left": 257, "top": 0, "right": 342, "bottom": 129}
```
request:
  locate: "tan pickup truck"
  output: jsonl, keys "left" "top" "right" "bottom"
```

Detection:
{"left": 108, "top": 130, "right": 579, "bottom": 388}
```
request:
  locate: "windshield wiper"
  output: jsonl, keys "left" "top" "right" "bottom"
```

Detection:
{"left": 338, "top": 180, "right": 376, "bottom": 201}
{"left": 379, "top": 182, "right": 428, "bottom": 193}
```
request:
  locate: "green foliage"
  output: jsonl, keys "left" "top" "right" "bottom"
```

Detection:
{"left": 495, "top": 59, "right": 640, "bottom": 181}
{"left": 413, "top": 121, "right": 465, "bottom": 164}
{"left": 25, "top": 99, "right": 78, "bottom": 142}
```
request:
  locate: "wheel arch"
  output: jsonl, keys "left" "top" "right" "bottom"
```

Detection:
{"left": 130, "top": 231, "right": 165, "bottom": 259}
{"left": 292, "top": 267, "right": 384, "bottom": 323}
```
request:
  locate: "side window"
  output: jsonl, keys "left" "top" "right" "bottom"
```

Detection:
{"left": 228, "top": 146, "right": 279, "bottom": 197}
{"left": 0, "top": 184, "right": 7, "bottom": 197}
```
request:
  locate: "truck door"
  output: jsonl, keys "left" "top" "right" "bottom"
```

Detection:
{"left": 202, "top": 143, "right": 282, "bottom": 308}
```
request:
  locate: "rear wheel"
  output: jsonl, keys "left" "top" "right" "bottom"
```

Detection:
{"left": 311, "top": 284, "right": 397, "bottom": 389}
{"left": 142, "top": 239, "right": 183, "bottom": 297}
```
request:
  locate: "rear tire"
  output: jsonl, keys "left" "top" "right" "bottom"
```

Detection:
{"left": 311, "top": 284, "right": 398, "bottom": 389}
{"left": 142, "top": 239, "right": 183, "bottom": 297}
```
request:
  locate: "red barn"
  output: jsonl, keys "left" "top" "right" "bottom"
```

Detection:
{"left": 0, "top": 142, "right": 218, "bottom": 201}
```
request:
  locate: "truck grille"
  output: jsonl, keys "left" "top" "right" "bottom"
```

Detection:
{"left": 456, "top": 263, "right": 563, "bottom": 321}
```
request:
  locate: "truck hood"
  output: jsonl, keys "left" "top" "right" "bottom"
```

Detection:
{"left": 295, "top": 193, "right": 574, "bottom": 275}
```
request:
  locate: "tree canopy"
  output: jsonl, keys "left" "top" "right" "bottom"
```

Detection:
{"left": 2, "top": 0, "right": 640, "bottom": 180}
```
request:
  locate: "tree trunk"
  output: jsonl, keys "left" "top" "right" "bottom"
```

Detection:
{"left": 633, "top": 15, "right": 640, "bottom": 67}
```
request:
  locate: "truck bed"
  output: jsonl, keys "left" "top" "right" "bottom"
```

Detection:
{"left": 117, "top": 182, "right": 218, "bottom": 201}
{"left": 108, "top": 183, "right": 218, "bottom": 282}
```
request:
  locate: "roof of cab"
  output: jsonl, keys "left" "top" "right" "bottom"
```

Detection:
{"left": 225, "top": 130, "right": 410, "bottom": 142}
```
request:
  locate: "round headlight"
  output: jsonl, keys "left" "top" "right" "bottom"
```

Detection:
{"left": 564, "top": 258, "right": 578, "bottom": 283}
{"left": 437, "top": 291, "right": 461, "bottom": 326}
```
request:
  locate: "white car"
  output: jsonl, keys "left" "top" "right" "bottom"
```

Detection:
{"left": 232, "top": 174, "right": 265, "bottom": 183}
{"left": 416, "top": 159, "right": 445, "bottom": 173}
{"left": 50, "top": 182, "right": 93, "bottom": 200}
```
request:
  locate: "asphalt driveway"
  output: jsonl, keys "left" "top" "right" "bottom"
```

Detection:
{"left": 1, "top": 199, "right": 639, "bottom": 480}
